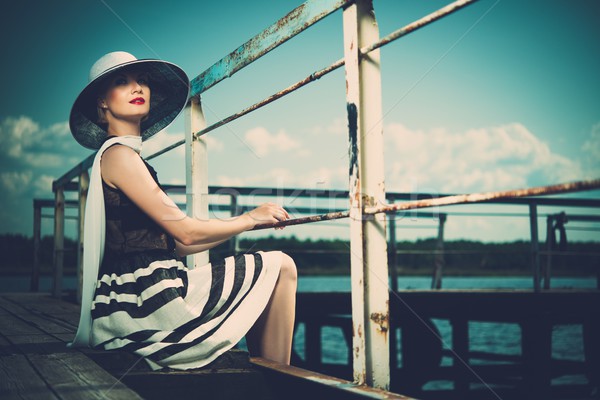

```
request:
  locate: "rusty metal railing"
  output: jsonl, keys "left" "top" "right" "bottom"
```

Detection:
{"left": 146, "top": 0, "right": 480, "bottom": 161}
{"left": 49, "top": 0, "right": 600, "bottom": 392}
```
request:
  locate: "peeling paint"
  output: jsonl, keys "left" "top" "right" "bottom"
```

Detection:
{"left": 365, "top": 179, "right": 600, "bottom": 215}
{"left": 190, "top": 0, "right": 351, "bottom": 96}
{"left": 347, "top": 102, "right": 359, "bottom": 179}
{"left": 362, "top": 194, "right": 377, "bottom": 207}
{"left": 370, "top": 312, "right": 389, "bottom": 333}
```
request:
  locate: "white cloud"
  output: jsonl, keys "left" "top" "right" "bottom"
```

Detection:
{"left": 582, "top": 122, "right": 600, "bottom": 176}
{"left": 0, "top": 171, "right": 33, "bottom": 195}
{"left": 23, "top": 153, "right": 69, "bottom": 168}
{"left": 214, "top": 166, "right": 347, "bottom": 190}
{"left": 0, "top": 116, "right": 83, "bottom": 168}
{"left": 244, "top": 127, "right": 301, "bottom": 157}
{"left": 384, "top": 122, "right": 583, "bottom": 193}
{"left": 309, "top": 117, "right": 347, "bottom": 136}
{"left": 33, "top": 175, "right": 54, "bottom": 197}
{"left": 0, "top": 116, "right": 39, "bottom": 158}
{"left": 142, "top": 130, "right": 185, "bottom": 158}
{"left": 215, "top": 175, "right": 246, "bottom": 187}
{"left": 142, "top": 129, "right": 225, "bottom": 159}
{"left": 204, "top": 135, "right": 224, "bottom": 152}
{"left": 0, "top": 115, "right": 91, "bottom": 235}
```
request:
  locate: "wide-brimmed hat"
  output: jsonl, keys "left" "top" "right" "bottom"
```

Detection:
{"left": 69, "top": 51, "right": 190, "bottom": 150}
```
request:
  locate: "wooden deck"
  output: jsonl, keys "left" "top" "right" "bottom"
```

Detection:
{"left": 0, "top": 292, "right": 412, "bottom": 400}
{"left": 0, "top": 292, "right": 142, "bottom": 399}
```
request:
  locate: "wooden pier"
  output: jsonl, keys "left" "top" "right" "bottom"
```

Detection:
{"left": 294, "top": 289, "right": 600, "bottom": 400}
{"left": 0, "top": 292, "right": 412, "bottom": 399}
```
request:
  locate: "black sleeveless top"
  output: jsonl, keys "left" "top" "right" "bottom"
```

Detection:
{"left": 99, "top": 142, "right": 177, "bottom": 275}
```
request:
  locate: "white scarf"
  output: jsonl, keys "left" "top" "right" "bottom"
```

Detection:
{"left": 68, "top": 135, "right": 142, "bottom": 348}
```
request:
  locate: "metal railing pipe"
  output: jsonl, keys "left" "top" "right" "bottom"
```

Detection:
{"left": 190, "top": 0, "right": 351, "bottom": 97}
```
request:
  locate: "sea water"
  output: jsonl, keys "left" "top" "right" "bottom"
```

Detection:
{"left": 294, "top": 275, "right": 595, "bottom": 390}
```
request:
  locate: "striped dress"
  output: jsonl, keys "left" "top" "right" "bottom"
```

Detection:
{"left": 90, "top": 148, "right": 282, "bottom": 371}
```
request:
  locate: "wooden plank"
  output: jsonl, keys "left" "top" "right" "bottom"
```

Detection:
{"left": 122, "top": 368, "right": 270, "bottom": 400}
{"left": 252, "top": 357, "right": 414, "bottom": 399}
{"left": 0, "top": 294, "right": 79, "bottom": 332}
{"left": 0, "top": 333, "right": 15, "bottom": 356}
{"left": 87, "top": 347, "right": 253, "bottom": 376}
{"left": 296, "top": 291, "right": 600, "bottom": 321}
{"left": 0, "top": 301, "right": 74, "bottom": 343}
{"left": 8, "top": 312, "right": 73, "bottom": 336}
{"left": 8, "top": 334, "right": 70, "bottom": 356}
{"left": 30, "top": 352, "right": 143, "bottom": 400}
{"left": 0, "top": 354, "right": 59, "bottom": 399}
{"left": 1, "top": 293, "right": 80, "bottom": 314}
{"left": 0, "top": 294, "right": 141, "bottom": 398}
{"left": 53, "top": 333, "right": 78, "bottom": 344}
{"left": 0, "top": 313, "right": 42, "bottom": 337}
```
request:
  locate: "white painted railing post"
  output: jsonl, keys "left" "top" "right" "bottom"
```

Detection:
{"left": 185, "top": 97, "right": 210, "bottom": 268}
{"left": 31, "top": 201, "right": 41, "bottom": 292}
{"left": 77, "top": 170, "right": 89, "bottom": 304}
{"left": 52, "top": 187, "right": 65, "bottom": 298}
{"left": 343, "top": 0, "right": 390, "bottom": 390}
{"left": 229, "top": 193, "right": 240, "bottom": 254}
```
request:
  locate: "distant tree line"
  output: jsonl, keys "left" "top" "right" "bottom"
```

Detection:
{"left": 1, "top": 233, "right": 598, "bottom": 276}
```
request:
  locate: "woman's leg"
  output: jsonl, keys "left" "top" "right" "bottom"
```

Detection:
{"left": 246, "top": 252, "right": 297, "bottom": 364}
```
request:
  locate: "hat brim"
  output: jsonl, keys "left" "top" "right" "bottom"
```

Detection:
{"left": 70, "top": 59, "right": 190, "bottom": 150}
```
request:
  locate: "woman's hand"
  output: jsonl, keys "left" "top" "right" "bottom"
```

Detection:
{"left": 245, "top": 202, "right": 290, "bottom": 230}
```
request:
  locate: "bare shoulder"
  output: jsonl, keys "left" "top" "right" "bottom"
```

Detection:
{"left": 101, "top": 144, "right": 148, "bottom": 189}
{"left": 102, "top": 144, "right": 139, "bottom": 163}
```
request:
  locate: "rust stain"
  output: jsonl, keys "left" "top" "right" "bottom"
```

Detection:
{"left": 362, "top": 194, "right": 376, "bottom": 207}
{"left": 365, "top": 178, "right": 600, "bottom": 215}
{"left": 370, "top": 311, "right": 389, "bottom": 333}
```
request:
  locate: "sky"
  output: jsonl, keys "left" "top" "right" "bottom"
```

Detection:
{"left": 0, "top": 0, "right": 599, "bottom": 244}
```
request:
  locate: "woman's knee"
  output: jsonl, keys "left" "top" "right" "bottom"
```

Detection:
{"left": 279, "top": 252, "right": 297, "bottom": 283}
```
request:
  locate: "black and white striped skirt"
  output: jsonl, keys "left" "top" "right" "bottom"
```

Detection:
{"left": 90, "top": 250, "right": 282, "bottom": 370}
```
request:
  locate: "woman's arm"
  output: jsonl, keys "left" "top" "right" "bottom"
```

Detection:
{"left": 174, "top": 237, "right": 229, "bottom": 257}
{"left": 101, "top": 145, "right": 288, "bottom": 246}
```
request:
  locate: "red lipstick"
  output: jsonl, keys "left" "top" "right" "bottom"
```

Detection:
{"left": 130, "top": 97, "right": 145, "bottom": 105}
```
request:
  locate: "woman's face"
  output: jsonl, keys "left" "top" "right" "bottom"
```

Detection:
{"left": 98, "top": 69, "right": 151, "bottom": 125}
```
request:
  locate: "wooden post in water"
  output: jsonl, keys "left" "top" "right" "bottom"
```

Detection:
{"left": 77, "top": 170, "right": 89, "bottom": 304}
{"left": 388, "top": 209, "right": 398, "bottom": 294}
{"left": 229, "top": 193, "right": 239, "bottom": 254}
{"left": 431, "top": 214, "right": 446, "bottom": 289}
{"left": 343, "top": 0, "right": 390, "bottom": 389}
{"left": 522, "top": 318, "right": 552, "bottom": 398}
{"left": 31, "top": 200, "right": 41, "bottom": 292}
{"left": 305, "top": 320, "right": 322, "bottom": 368}
{"left": 52, "top": 187, "right": 65, "bottom": 298}
{"left": 387, "top": 211, "right": 398, "bottom": 378}
{"left": 544, "top": 215, "right": 553, "bottom": 290}
{"left": 185, "top": 97, "right": 209, "bottom": 268}
{"left": 529, "top": 204, "right": 541, "bottom": 292}
{"left": 451, "top": 317, "right": 469, "bottom": 394}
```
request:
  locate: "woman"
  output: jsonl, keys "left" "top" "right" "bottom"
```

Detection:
{"left": 68, "top": 51, "right": 297, "bottom": 371}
